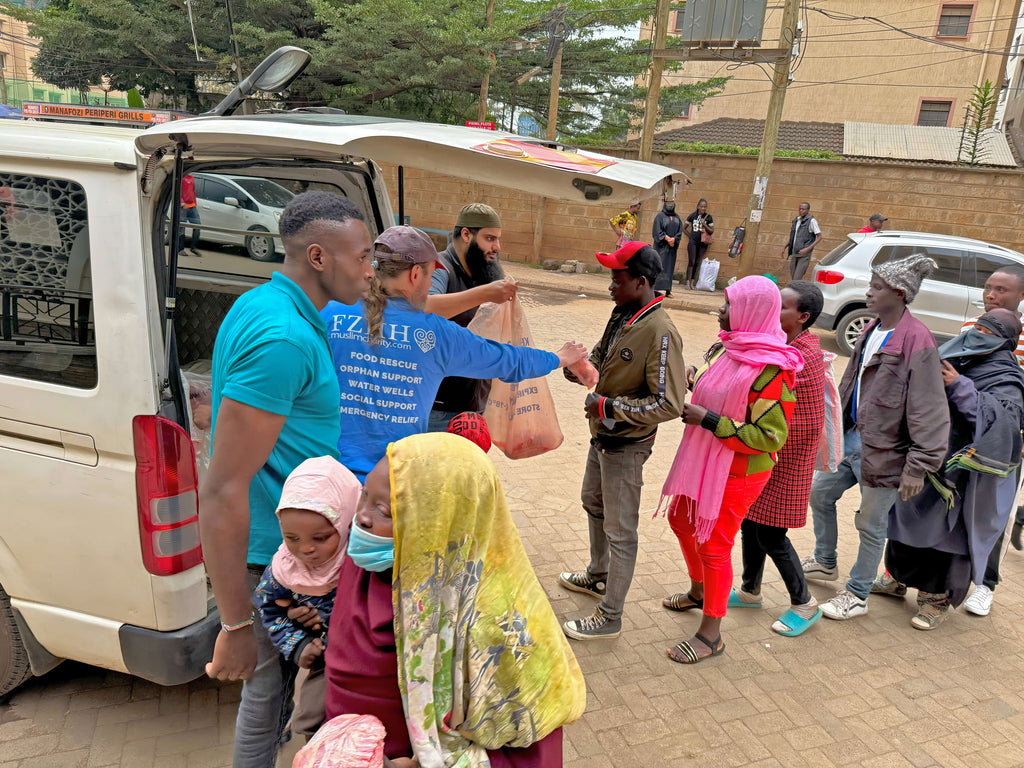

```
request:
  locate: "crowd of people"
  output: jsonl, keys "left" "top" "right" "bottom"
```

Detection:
{"left": 199, "top": 189, "right": 1024, "bottom": 766}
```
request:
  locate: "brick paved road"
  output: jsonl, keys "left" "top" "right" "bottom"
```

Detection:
{"left": 3, "top": 279, "right": 1022, "bottom": 768}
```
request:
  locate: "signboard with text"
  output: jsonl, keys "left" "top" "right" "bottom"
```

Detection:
{"left": 465, "top": 121, "right": 496, "bottom": 130}
{"left": 20, "top": 102, "right": 186, "bottom": 126}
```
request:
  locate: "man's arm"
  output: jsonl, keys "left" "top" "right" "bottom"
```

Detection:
{"left": 425, "top": 280, "right": 517, "bottom": 319}
{"left": 593, "top": 330, "right": 686, "bottom": 426}
{"left": 200, "top": 397, "right": 286, "bottom": 681}
{"left": 901, "top": 346, "right": 952, "bottom": 498}
{"left": 801, "top": 232, "right": 823, "bottom": 255}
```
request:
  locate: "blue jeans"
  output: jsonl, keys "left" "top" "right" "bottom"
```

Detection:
{"left": 808, "top": 429, "right": 900, "bottom": 599}
{"left": 233, "top": 567, "right": 295, "bottom": 768}
{"left": 427, "top": 408, "right": 472, "bottom": 433}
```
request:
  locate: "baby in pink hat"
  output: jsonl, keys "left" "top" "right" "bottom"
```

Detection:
{"left": 253, "top": 456, "right": 361, "bottom": 736}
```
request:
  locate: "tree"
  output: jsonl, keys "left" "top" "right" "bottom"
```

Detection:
{"left": 957, "top": 80, "right": 998, "bottom": 167}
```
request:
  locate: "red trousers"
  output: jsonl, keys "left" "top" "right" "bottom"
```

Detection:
{"left": 668, "top": 471, "right": 771, "bottom": 618}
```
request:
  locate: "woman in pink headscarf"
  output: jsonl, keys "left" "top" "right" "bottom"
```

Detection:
{"left": 661, "top": 276, "right": 804, "bottom": 664}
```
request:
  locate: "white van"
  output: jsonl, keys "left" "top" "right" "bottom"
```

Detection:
{"left": 0, "top": 112, "right": 681, "bottom": 694}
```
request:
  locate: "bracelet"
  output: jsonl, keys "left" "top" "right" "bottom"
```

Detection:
{"left": 221, "top": 614, "right": 255, "bottom": 633}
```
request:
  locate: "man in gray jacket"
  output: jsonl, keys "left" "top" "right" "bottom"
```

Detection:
{"left": 780, "top": 202, "right": 822, "bottom": 280}
{"left": 801, "top": 254, "right": 950, "bottom": 620}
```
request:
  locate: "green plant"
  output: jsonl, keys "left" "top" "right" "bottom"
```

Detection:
{"left": 957, "top": 80, "right": 998, "bottom": 167}
{"left": 661, "top": 141, "right": 837, "bottom": 159}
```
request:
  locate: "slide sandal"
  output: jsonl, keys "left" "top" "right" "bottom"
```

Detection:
{"left": 772, "top": 607, "right": 822, "bottom": 637}
{"left": 728, "top": 588, "right": 762, "bottom": 609}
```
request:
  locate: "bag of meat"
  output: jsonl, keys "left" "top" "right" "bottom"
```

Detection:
{"left": 566, "top": 357, "right": 599, "bottom": 389}
{"left": 292, "top": 714, "right": 386, "bottom": 768}
{"left": 468, "top": 297, "right": 564, "bottom": 459}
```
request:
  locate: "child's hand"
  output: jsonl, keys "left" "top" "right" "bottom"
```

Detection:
{"left": 275, "top": 599, "right": 323, "bottom": 631}
{"left": 297, "top": 638, "right": 324, "bottom": 669}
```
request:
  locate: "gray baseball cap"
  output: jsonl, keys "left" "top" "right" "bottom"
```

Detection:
{"left": 372, "top": 226, "right": 437, "bottom": 264}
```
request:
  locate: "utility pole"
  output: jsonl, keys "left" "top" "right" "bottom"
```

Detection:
{"left": 638, "top": 0, "right": 672, "bottom": 162}
{"left": 478, "top": 0, "right": 497, "bottom": 122}
{"left": 545, "top": 3, "right": 567, "bottom": 141}
{"left": 736, "top": 0, "right": 801, "bottom": 278}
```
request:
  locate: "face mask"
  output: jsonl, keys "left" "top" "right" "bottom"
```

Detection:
{"left": 347, "top": 524, "right": 395, "bottom": 572}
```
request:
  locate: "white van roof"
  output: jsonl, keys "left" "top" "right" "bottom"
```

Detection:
{"left": 0, "top": 121, "right": 139, "bottom": 167}
{"left": 136, "top": 113, "right": 686, "bottom": 205}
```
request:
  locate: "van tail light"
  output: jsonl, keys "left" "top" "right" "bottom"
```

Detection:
{"left": 133, "top": 415, "right": 202, "bottom": 576}
{"left": 816, "top": 270, "right": 845, "bottom": 285}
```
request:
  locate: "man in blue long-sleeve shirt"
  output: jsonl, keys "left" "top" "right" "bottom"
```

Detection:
{"left": 322, "top": 226, "right": 586, "bottom": 480}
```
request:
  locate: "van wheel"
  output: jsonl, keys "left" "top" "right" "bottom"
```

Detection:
{"left": 0, "top": 585, "right": 32, "bottom": 697}
{"left": 836, "top": 308, "right": 874, "bottom": 356}
{"left": 245, "top": 227, "right": 276, "bottom": 261}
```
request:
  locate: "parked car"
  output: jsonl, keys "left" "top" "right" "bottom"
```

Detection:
{"left": 0, "top": 114, "right": 682, "bottom": 696}
{"left": 812, "top": 231, "right": 1024, "bottom": 355}
{"left": 192, "top": 172, "right": 293, "bottom": 261}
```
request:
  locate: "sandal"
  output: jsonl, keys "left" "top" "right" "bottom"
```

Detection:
{"left": 772, "top": 607, "right": 822, "bottom": 637}
{"left": 727, "top": 588, "right": 762, "bottom": 609}
{"left": 667, "top": 632, "right": 725, "bottom": 664}
{"left": 662, "top": 592, "right": 704, "bottom": 612}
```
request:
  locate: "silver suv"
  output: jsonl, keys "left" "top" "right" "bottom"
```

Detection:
{"left": 812, "top": 231, "right": 1024, "bottom": 355}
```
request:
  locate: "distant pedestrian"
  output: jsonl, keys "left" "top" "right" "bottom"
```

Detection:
{"left": 682, "top": 198, "right": 714, "bottom": 291}
{"left": 802, "top": 254, "right": 950, "bottom": 622}
{"left": 780, "top": 202, "right": 821, "bottom": 280}
{"left": 733, "top": 281, "right": 826, "bottom": 637}
{"left": 661, "top": 276, "right": 803, "bottom": 663}
{"left": 652, "top": 199, "right": 683, "bottom": 297}
{"left": 609, "top": 197, "right": 642, "bottom": 248}
{"left": 857, "top": 213, "right": 887, "bottom": 233}
{"left": 179, "top": 173, "right": 202, "bottom": 258}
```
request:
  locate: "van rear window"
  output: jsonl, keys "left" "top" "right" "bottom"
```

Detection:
{"left": 0, "top": 174, "right": 97, "bottom": 388}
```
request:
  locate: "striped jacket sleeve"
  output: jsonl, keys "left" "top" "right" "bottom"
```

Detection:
{"left": 700, "top": 365, "right": 796, "bottom": 455}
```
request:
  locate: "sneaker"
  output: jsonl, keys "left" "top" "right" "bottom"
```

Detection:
{"left": 562, "top": 608, "right": 621, "bottom": 640}
{"left": 911, "top": 595, "right": 951, "bottom": 630}
{"left": 820, "top": 590, "right": 868, "bottom": 621}
{"left": 1012, "top": 519, "right": 1023, "bottom": 551}
{"left": 871, "top": 572, "right": 907, "bottom": 597}
{"left": 800, "top": 555, "right": 838, "bottom": 581}
{"left": 558, "top": 570, "right": 606, "bottom": 600}
{"left": 964, "top": 584, "right": 993, "bottom": 616}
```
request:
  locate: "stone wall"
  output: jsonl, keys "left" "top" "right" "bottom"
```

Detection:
{"left": 380, "top": 150, "right": 1024, "bottom": 284}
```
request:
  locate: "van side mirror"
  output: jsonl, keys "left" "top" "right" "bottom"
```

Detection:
{"left": 224, "top": 197, "right": 240, "bottom": 207}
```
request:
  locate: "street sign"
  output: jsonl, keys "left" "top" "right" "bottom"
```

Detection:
{"left": 20, "top": 102, "right": 185, "bottom": 126}
{"left": 465, "top": 120, "right": 495, "bottom": 130}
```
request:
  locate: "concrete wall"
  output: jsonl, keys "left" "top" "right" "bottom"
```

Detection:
{"left": 653, "top": 0, "right": 1019, "bottom": 130}
{"left": 380, "top": 149, "right": 1024, "bottom": 285}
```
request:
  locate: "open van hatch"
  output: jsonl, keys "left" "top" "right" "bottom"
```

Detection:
{"left": 134, "top": 114, "right": 686, "bottom": 205}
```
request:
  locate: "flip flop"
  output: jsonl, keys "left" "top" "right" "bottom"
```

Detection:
{"left": 728, "top": 588, "right": 762, "bottom": 609}
{"left": 662, "top": 592, "right": 703, "bottom": 612}
{"left": 666, "top": 632, "right": 725, "bottom": 664}
{"left": 772, "top": 607, "right": 823, "bottom": 637}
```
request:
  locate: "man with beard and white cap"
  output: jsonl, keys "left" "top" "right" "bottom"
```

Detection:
{"left": 427, "top": 203, "right": 518, "bottom": 431}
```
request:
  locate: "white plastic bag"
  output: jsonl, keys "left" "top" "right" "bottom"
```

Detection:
{"left": 695, "top": 258, "right": 720, "bottom": 291}
{"left": 816, "top": 351, "right": 843, "bottom": 473}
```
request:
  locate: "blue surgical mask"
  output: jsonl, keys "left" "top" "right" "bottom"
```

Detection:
{"left": 347, "top": 524, "right": 394, "bottom": 572}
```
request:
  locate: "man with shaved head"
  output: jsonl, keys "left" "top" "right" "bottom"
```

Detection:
{"left": 199, "top": 191, "right": 374, "bottom": 767}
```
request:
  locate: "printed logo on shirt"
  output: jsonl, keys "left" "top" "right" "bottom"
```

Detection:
{"left": 620, "top": 347, "right": 634, "bottom": 362}
{"left": 414, "top": 328, "right": 436, "bottom": 352}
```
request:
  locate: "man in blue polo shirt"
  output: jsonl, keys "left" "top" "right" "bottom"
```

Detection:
{"left": 199, "top": 191, "right": 374, "bottom": 768}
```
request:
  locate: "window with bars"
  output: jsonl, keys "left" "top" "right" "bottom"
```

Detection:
{"left": 917, "top": 100, "right": 953, "bottom": 127}
{"left": 936, "top": 4, "right": 973, "bottom": 37}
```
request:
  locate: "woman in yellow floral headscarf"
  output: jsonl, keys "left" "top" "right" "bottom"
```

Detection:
{"left": 323, "top": 432, "right": 586, "bottom": 767}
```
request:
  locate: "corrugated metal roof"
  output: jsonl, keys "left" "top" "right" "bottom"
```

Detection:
{"left": 843, "top": 121, "right": 1016, "bottom": 167}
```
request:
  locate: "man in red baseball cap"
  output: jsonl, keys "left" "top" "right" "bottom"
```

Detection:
{"left": 559, "top": 240, "right": 687, "bottom": 640}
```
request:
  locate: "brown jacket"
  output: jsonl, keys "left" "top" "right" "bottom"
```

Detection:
{"left": 571, "top": 296, "right": 686, "bottom": 444}
{"left": 839, "top": 309, "right": 950, "bottom": 488}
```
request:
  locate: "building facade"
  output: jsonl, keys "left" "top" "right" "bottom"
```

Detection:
{"left": 654, "top": 0, "right": 1020, "bottom": 133}
{"left": 1, "top": 2, "right": 128, "bottom": 109}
